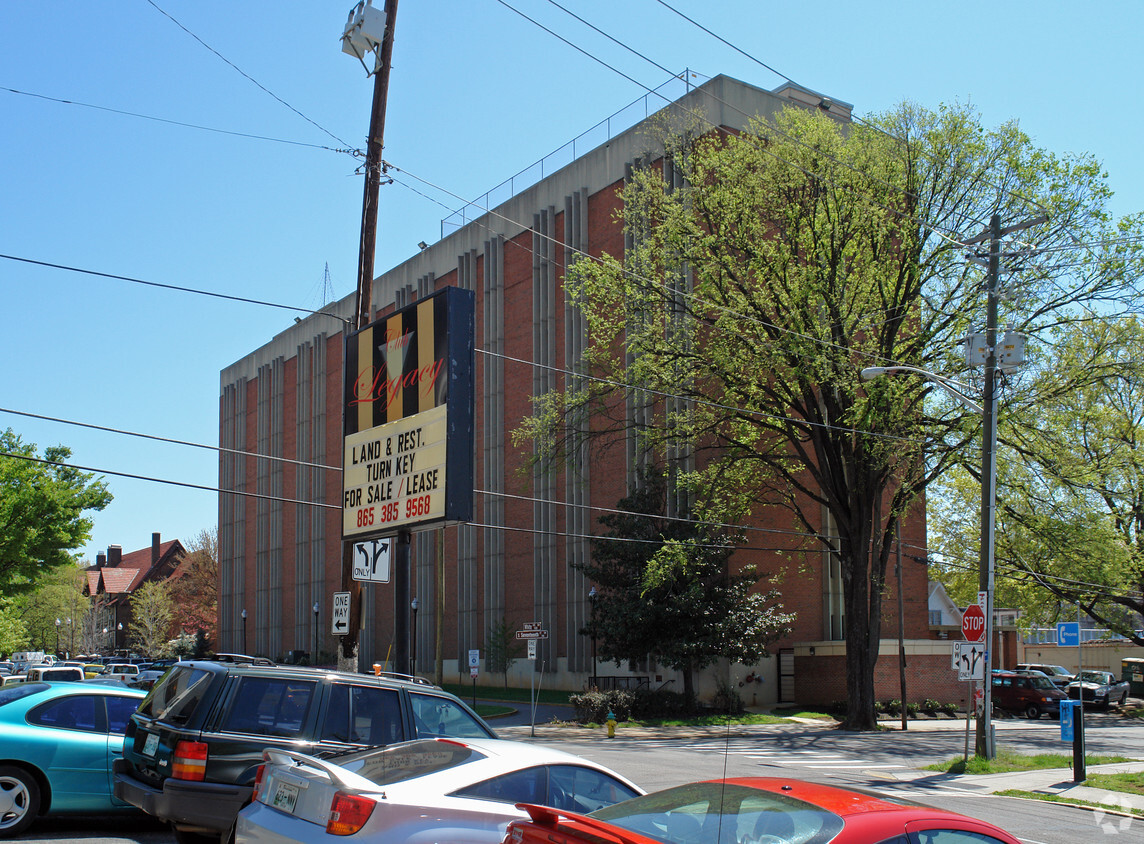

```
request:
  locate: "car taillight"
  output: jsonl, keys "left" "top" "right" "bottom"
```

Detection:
{"left": 172, "top": 740, "right": 208, "bottom": 781}
{"left": 250, "top": 764, "right": 267, "bottom": 804}
{"left": 327, "top": 791, "right": 376, "bottom": 836}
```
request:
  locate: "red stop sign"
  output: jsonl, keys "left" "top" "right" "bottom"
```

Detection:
{"left": 962, "top": 604, "right": 985, "bottom": 642}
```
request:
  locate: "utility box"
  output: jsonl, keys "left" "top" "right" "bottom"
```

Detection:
{"left": 1122, "top": 657, "right": 1144, "bottom": 696}
{"left": 964, "top": 329, "right": 1026, "bottom": 372}
{"left": 342, "top": 0, "right": 387, "bottom": 60}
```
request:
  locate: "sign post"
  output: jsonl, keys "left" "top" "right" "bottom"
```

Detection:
{"left": 468, "top": 649, "right": 479, "bottom": 709}
{"left": 516, "top": 623, "right": 547, "bottom": 737}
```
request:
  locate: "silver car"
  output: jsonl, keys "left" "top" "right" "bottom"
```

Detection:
{"left": 235, "top": 737, "right": 642, "bottom": 844}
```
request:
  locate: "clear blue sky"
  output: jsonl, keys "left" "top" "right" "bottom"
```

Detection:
{"left": 2, "top": 1, "right": 1139, "bottom": 564}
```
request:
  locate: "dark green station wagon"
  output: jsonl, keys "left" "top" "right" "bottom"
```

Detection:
{"left": 113, "top": 659, "right": 495, "bottom": 843}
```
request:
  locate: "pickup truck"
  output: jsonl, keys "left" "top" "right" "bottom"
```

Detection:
{"left": 1067, "top": 670, "right": 1130, "bottom": 708}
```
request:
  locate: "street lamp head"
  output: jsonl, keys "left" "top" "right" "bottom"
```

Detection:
{"left": 860, "top": 366, "right": 888, "bottom": 381}
{"left": 589, "top": 586, "right": 597, "bottom": 600}
{"left": 313, "top": 602, "right": 319, "bottom": 615}
{"left": 241, "top": 608, "right": 247, "bottom": 620}
{"left": 56, "top": 618, "right": 61, "bottom": 627}
{"left": 411, "top": 597, "right": 419, "bottom": 612}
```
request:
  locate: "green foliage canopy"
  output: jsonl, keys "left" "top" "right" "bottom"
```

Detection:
{"left": 0, "top": 428, "right": 111, "bottom": 594}
{"left": 518, "top": 99, "right": 1138, "bottom": 729}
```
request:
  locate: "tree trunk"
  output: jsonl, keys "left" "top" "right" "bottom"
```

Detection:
{"left": 839, "top": 544, "right": 883, "bottom": 731}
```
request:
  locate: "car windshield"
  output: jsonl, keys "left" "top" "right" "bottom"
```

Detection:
{"left": 138, "top": 666, "right": 213, "bottom": 724}
{"left": 344, "top": 739, "right": 485, "bottom": 785}
{"left": 1077, "top": 672, "right": 1108, "bottom": 683}
{"left": 589, "top": 783, "right": 844, "bottom": 844}
{"left": 1028, "top": 676, "right": 1055, "bottom": 690}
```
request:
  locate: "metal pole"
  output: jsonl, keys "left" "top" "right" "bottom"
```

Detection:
{"left": 341, "top": 0, "right": 400, "bottom": 670}
{"left": 896, "top": 522, "right": 907, "bottom": 732}
{"left": 976, "top": 213, "right": 1001, "bottom": 760}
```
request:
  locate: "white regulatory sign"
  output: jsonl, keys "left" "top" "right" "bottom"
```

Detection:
{"left": 352, "top": 539, "right": 392, "bottom": 583}
{"left": 331, "top": 592, "right": 351, "bottom": 636}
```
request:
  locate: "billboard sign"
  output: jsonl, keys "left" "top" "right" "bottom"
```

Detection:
{"left": 342, "top": 287, "right": 474, "bottom": 540}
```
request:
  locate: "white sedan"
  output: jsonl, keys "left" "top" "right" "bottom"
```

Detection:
{"left": 235, "top": 737, "right": 642, "bottom": 844}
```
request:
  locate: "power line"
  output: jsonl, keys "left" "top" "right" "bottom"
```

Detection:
{"left": 1, "top": 86, "right": 357, "bottom": 155}
{"left": 144, "top": 0, "right": 353, "bottom": 150}
{"left": 0, "top": 253, "right": 351, "bottom": 324}
{"left": 0, "top": 406, "right": 340, "bottom": 473}
{"left": 0, "top": 450, "right": 338, "bottom": 511}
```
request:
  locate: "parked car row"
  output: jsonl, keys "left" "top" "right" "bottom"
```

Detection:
{"left": 0, "top": 655, "right": 1032, "bottom": 844}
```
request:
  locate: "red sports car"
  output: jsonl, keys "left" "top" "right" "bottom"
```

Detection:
{"left": 503, "top": 777, "right": 1022, "bottom": 844}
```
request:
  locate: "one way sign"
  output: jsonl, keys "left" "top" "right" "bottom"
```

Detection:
{"left": 331, "top": 592, "right": 351, "bottom": 635}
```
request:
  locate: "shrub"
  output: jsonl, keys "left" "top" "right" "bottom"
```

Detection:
{"left": 568, "top": 687, "right": 699, "bottom": 723}
{"left": 710, "top": 681, "right": 745, "bottom": 716}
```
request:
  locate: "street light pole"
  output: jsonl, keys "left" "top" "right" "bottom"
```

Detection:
{"left": 241, "top": 608, "right": 248, "bottom": 655}
{"left": 588, "top": 587, "right": 598, "bottom": 687}
{"left": 410, "top": 597, "right": 419, "bottom": 676}
{"left": 312, "top": 602, "right": 320, "bottom": 666}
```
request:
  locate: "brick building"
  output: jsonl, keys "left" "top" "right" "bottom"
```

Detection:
{"left": 219, "top": 75, "right": 948, "bottom": 706}
{"left": 83, "top": 533, "right": 187, "bottom": 656}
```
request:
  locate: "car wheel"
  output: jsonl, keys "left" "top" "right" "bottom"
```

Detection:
{"left": 1024, "top": 704, "right": 1041, "bottom": 720}
{"left": 0, "top": 765, "right": 41, "bottom": 837}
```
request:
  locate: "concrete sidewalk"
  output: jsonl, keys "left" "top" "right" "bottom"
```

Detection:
{"left": 922, "top": 760, "right": 1144, "bottom": 813}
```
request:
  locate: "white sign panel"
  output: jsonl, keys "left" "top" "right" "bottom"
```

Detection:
{"left": 953, "top": 641, "right": 986, "bottom": 681}
{"left": 331, "top": 592, "right": 351, "bottom": 636}
{"left": 343, "top": 404, "right": 448, "bottom": 538}
{"left": 528, "top": 639, "right": 537, "bottom": 660}
{"left": 352, "top": 539, "right": 392, "bottom": 583}
{"left": 468, "top": 649, "right": 480, "bottom": 668}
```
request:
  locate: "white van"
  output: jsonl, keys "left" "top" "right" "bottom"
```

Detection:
{"left": 25, "top": 665, "right": 86, "bottom": 682}
{"left": 103, "top": 663, "right": 140, "bottom": 681}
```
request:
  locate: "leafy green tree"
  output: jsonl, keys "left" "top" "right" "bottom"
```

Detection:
{"left": 16, "top": 565, "right": 89, "bottom": 656}
{"left": 933, "top": 316, "right": 1144, "bottom": 641}
{"left": 129, "top": 581, "right": 174, "bottom": 658}
{"left": 519, "top": 102, "right": 1137, "bottom": 729}
{"left": 0, "top": 598, "right": 29, "bottom": 656}
{"left": 0, "top": 429, "right": 111, "bottom": 594}
{"left": 484, "top": 617, "right": 524, "bottom": 688}
{"left": 580, "top": 470, "right": 792, "bottom": 702}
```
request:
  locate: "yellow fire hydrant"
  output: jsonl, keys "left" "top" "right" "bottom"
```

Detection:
{"left": 606, "top": 710, "right": 617, "bottom": 739}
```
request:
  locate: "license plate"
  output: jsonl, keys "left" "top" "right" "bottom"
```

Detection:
{"left": 271, "top": 780, "right": 300, "bottom": 813}
{"left": 142, "top": 732, "right": 159, "bottom": 757}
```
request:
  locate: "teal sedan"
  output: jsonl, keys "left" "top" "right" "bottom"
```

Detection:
{"left": 0, "top": 681, "right": 145, "bottom": 837}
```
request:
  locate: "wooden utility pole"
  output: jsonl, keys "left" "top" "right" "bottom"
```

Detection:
{"left": 340, "top": 0, "right": 399, "bottom": 669}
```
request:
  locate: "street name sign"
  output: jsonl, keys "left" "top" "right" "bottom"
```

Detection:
{"left": 515, "top": 629, "right": 549, "bottom": 640}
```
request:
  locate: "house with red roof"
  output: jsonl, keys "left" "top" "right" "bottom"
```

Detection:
{"left": 83, "top": 532, "right": 186, "bottom": 656}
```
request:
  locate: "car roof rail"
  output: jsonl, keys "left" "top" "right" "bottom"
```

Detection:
{"left": 369, "top": 668, "right": 436, "bottom": 687}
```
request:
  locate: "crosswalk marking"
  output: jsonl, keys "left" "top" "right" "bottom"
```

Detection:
{"left": 599, "top": 738, "right": 905, "bottom": 770}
